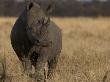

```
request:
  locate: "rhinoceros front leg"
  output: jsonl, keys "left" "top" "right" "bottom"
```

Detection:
{"left": 34, "top": 47, "right": 50, "bottom": 82}
{"left": 22, "top": 56, "right": 32, "bottom": 76}
{"left": 22, "top": 46, "right": 39, "bottom": 77}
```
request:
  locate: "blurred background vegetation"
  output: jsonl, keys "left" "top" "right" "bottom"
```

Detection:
{"left": 0, "top": 0, "right": 110, "bottom": 17}
{"left": 1, "top": 0, "right": 110, "bottom": 82}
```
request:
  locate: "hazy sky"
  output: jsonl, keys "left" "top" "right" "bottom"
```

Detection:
{"left": 16, "top": 0, "right": 107, "bottom": 1}
{"left": 77, "top": 0, "right": 107, "bottom": 1}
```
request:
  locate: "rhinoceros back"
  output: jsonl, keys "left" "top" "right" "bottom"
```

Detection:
{"left": 11, "top": 10, "right": 33, "bottom": 59}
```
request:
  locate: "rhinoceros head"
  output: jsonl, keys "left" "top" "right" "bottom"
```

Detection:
{"left": 25, "top": 0, "right": 54, "bottom": 27}
{"left": 25, "top": 0, "right": 54, "bottom": 42}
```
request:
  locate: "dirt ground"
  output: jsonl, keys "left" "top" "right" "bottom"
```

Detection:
{"left": 0, "top": 17, "right": 110, "bottom": 82}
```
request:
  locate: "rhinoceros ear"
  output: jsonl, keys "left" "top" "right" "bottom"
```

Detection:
{"left": 46, "top": 3, "right": 55, "bottom": 14}
{"left": 25, "top": 0, "right": 34, "bottom": 10}
{"left": 28, "top": 2, "right": 34, "bottom": 10}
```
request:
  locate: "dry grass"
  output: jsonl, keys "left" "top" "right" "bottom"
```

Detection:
{"left": 0, "top": 17, "right": 110, "bottom": 82}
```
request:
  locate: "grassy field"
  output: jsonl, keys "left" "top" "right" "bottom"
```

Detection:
{"left": 0, "top": 17, "right": 110, "bottom": 82}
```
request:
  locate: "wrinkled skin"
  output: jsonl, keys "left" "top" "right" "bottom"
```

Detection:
{"left": 10, "top": 1, "right": 62, "bottom": 82}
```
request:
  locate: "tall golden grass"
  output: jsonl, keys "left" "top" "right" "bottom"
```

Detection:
{"left": 0, "top": 17, "right": 110, "bottom": 82}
